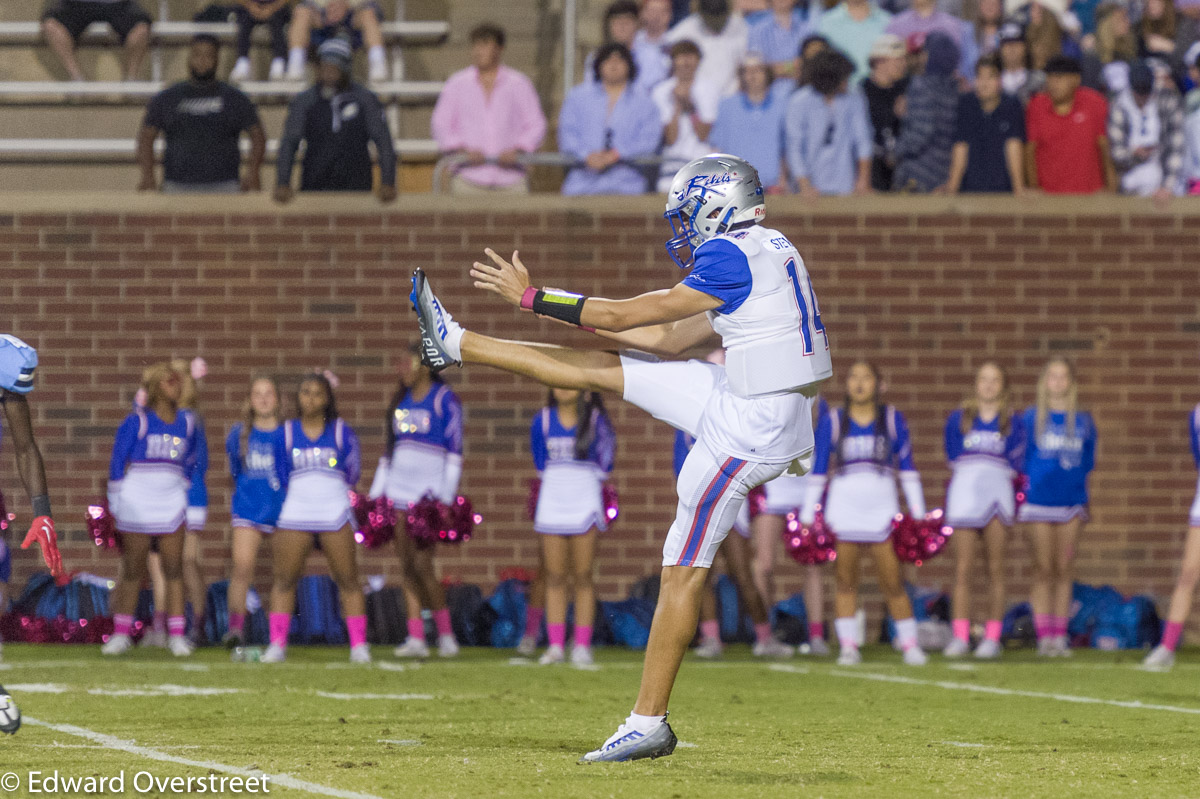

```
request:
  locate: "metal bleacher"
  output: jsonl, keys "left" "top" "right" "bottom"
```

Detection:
{"left": 0, "top": 3, "right": 450, "bottom": 190}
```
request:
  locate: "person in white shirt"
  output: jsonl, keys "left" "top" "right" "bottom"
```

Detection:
{"left": 653, "top": 40, "right": 722, "bottom": 190}
{"left": 665, "top": 0, "right": 750, "bottom": 95}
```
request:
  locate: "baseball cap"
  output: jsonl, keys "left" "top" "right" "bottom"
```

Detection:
{"left": 317, "top": 37, "right": 353, "bottom": 71}
{"left": 869, "top": 34, "right": 906, "bottom": 60}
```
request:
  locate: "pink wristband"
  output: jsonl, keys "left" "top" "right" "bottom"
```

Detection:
{"left": 520, "top": 286, "right": 537, "bottom": 310}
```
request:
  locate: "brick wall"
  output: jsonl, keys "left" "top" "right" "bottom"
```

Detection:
{"left": 2, "top": 193, "right": 1198, "bottom": 634}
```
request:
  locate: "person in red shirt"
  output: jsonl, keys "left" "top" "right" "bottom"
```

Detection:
{"left": 1025, "top": 56, "right": 1118, "bottom": 194}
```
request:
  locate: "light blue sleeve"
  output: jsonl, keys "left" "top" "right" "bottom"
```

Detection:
{"left": 530, "top": 412, "right": 547, "bottom": 473}
{"left": 557, "top": 88, "right": 591, "bottom": 160}
{"left": 342, "top": 423, "right": 362, "bottom": 487}
{"left": 812, "top": 410, "right": 834, "bottom": 476}
{"left": 621, "top": 93, "right": 665, "bottom": 158}
{"left": 892, "top": 409, "right": 916, "bottom": 471}
{"left": 187, "top": 416, "right": 209, "bottom": 508}
{"left": 944, "top": 410, "right": 963, "bottom": 464}
{"left": 849, "top": 90, "right": 873, "bottom": 162}
{"left": 592, "top": 412, "right": 616, "bottom": 475}
{"left": 709, "top": 97, "right": 736, "bottom": 154}
{"left": 0, "top": 335, "right": 37, "bottom": 395}
{"left": 681, "top": 238, "right": 753, "bottom": 314}
{"left": 784, "top": 92, "right": 810, "bottom": 182}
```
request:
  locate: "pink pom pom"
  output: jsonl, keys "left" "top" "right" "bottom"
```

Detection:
{"left": 87, "top": 501, "right": 121, "bottom": 551}
{"left": 602, "top": 483, "right": 620, "bottom": 523}
{"left": 891, "top": 509, "right": 953, "bottom": 566}
{"left": 782, "top": 508, "right": 837, "bottom": 565}
{"left": 190, "top": 356, "right": 208, "bottom": 381}
{"left": 0, "top": 487, "right": 13, "bottom": 532}
{"left": 322, "top": 369, "right": 340, "bottom": 389}
{"left": 134, "top": 387, "right": 148, "bottom": 408}
{"left": 438, "top": 495, "right": 479, "bottom": 545}
{"left": 527, "top": 478, "right": 541, "bottom": 521}
{"left": 349, "top": 491, "right": 396, "bottom": 549}
{"left": 747, "top": 484, "right": 767, "bottom": 520}
{"left": 405, "top": 495, "right": 444, "bottom": 549}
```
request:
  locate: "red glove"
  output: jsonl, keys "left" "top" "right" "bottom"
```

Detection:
{"left": 22, "top": 515, "right": 64, "bottom": 580}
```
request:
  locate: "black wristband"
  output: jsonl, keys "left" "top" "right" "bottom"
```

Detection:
{"left": 531, "top": 289, "right": 587, "bottom": 327}
{"left": 32, "top": 494, "right": 52, "bottom": 518}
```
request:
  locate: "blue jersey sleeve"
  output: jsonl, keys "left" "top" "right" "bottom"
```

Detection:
{"left": 109, "top": 414, "right": 140, "bottom": 481}
{"left": 1080, "top": 412, "right": 1096, "bottom": 475}
{"left": 892, "top": 409, "right": 916, "bottom": 471}
{"left": 944, "top": 410, "right": 964, "bottom": 463}
{"left": 1006, "top": 412, "right": 1027, "bottom": 473}
{"left": 0, "top": 335, "right": 38, "bottom": 395}
{"left": 187, "top": 416, "right": 209, "bottom": 507}
{"left": 226, "top": 425, "right": 243, "bottom": 482}
{"left": 681, "top": 238, "right": 753, "bottom": 314}
{"left": 811, "top": 411, "right": 834, "bottom": 476}
{"left": 274, "top": 426, "right": 291, "bottom": 490}
{"left": 441, "top": 389, "right": 464, "bottom": 456}
{"left": 591, "top": 412, "right": 616, "bottom": 475}
{"left": 673, "top": 431, "right": 693, "bottom": 478}
{"left": 342, "top": 423, "right": 362, "bottom": 486}
{"left": 530, "top": 412, "right": 547, "bottom": 473}
{"left": 1021, "top": 407, "right": 1038, "bottom": 460}
{"left": 1190, "top": 407, "right": 1200, "bottom": 469}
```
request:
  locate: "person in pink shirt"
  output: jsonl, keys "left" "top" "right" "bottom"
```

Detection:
{"left": 431, "top": 23, "right": 548, "bottom": 194}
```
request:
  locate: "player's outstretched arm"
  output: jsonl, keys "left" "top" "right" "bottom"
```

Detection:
{"left": 471, "top": 249, "right": 721, "bottom": 333}
{"left": 0, "top": 392, "right": 62, "bottom": 577}
{"left": 591, "top": 313, "right": 717, "bottom": 357}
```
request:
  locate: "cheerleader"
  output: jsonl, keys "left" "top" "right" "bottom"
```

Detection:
{"left": 102, "top": 362, "right": 207, "bottom": 657}
{"left": 682, "top": 431, "right": 794, "bottom": 659}
{"left": 942, "top": 362, "right": 1025, "bottom": 659}
{"left": 1144, "top": 403, "right": 1200, "bottom": 669}
{"left": 223, "top": 376, "right": 289, "bottom": 648}
{"left": 1019, "top": 358, "right": 1096, "bottom": 658}
{"left": 368, "top": 348, "right": 464, "bottom": 659}
{"left": 799, "top": 361, "right": 928, "bottom": 666}
{"left": 263, "top": 372, "right": 369, "bottom": 664}
{"left": 528, "top": 388, "right": 614, "bottom": 666}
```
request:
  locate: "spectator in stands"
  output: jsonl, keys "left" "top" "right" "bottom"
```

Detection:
{"left": 286, "top": 0, "right": 389, "bottom": 82}
{"left": 1108, "top": 60, "right": 1184, "bottom": 200}
{"left": 1187, "top": 46, "right": 1200, "bottom": 114}
{"left": 665, "top": 0, "right": 750, "bottom": 95}
{"left": 558, "top": 43, "right": 662, "bottom": 195}
{"left": 972, "top": 0, "right": 1005, "bottom": 55}
{"left": 784, "top": 49, "right": 873, "bottom": 195}
{"left": 1185, "top": 84, "right": 1200, "bottom": 193}
{"left": 431, "top": 24, "right": 547, "bottom": 195}
{"left": 41, "top": 0, "right": 151, "bottom": 81}
{"left": 654, "top": 40, "right": 721, "bottom": 189}
{"left": 998, "top": 22, "right": 1044, "bottom": 104}
{"left": 1082, "top": 1, "right": 1135, "bottom": 93}
{"left": 137, "top": 35, "right": 265, "bottom": 193}
{"left": 1021, "top": 0, "right": 1078, "bottom": 71}
{"left": 886, "top": 0, "right": 978, "bottom": 79}
{"left": 1135, "top": 0, "right": 1199, "bottom": 84}
{"left": 1025, "top": 55, "right": 1116, "bottom": 192}
{"left": 797, "top": 33, "right": 831, "bottom": 87}
{"left": 862, "top": 33, "right": 908, "bottom": 190}
{"left": 815, "top": 0, "right": 892, "bottom": 82}
{"left": 585, "top": 1, "right": 671, "bottom": 93}
{"left": 748, "top": 0, "right": 818, "bottom": 86}
{"left": 274, "top": 37, "right": 397, "bottom": 201}
{"left": 638, "top": 0, "right": 674, "bottom": 56}
{"left": 946, "top": 54, "right": 1026, "bottom": 192}
{"left": 893, "top": 31, "right": 960, "bottom": 191}
{"left": 711, "top": 52, "right": 789, "bottom": 189}
{"left": 231, "top": 0, "right": 294, "bottom": 82}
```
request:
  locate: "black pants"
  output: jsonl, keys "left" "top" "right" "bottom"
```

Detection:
{"left": 234, "top": 4, "right": 290, "bottom": 59}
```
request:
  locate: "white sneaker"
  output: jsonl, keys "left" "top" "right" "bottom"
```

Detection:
{"left": 1036, "top": 637, "right": 1056, "bottom": 657}
{"left": 350, "top": 644, "right": 372, "bottom": 664}
{"left": 368, "top": 60, "right": 388, "bottom": 82}
{"left": 1052, "top": 636, "right": 1073, "bottom": 657}
{"left": 393, "top": 636, "right": 430, "bottom": 658}
{"left": 570, "top": 645, "right": 595, "bottom": 666}
{"left": 538, "top": 645, "right": 565, "bottom": 665}
{"left": 836, "top": 646, "right": 861, "bottom": 666}
{"left": 943, "top": 637, "right": 970, "bottom": 658}
{"left": 230, "top": 57, "right": 252, "bottom": 82}
{"left": 902, "top": 646, "right": 928, "bottom": 666}
{"left": 268, "top": 57, "right": 285, "bottom": 81}
{"left": 974, "top": 638, "right": 1002, "bottom": 660}
{"left": 139, "top": 628, "right": 166, "bottom": 648}
{"left": 694, "top": 637, "right": 723, "bottom": 659}
{"left": 1143, "top": 644, "right": 1175, "bottom": 670}
{"left": 437, "top": 634, "right": 459, "bottom": 658}
{"left": 806, "top": 637, "right": 831, "bottom": 657}
{"left": 260, "top": 643, "right": 287, "bottom": 663}
{"left": 516, "top": 635, "right": 537, "bottom": 657}
{"left": 752, "top": 636, "right": 795, "bottom": 658}
{"left": 167, "top": 635, "right": 194, "bottom": 657}
{"left": 101, "top": 634, "right": 133, "bottom": 656}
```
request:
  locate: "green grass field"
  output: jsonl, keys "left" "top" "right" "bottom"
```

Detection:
{"left": 1, "top": 643, "right": 1198, "bottom": 798}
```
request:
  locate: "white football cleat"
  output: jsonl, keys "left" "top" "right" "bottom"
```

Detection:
{"left": 570, "top": 645, "right": 594, "bottom": 666}
{"left": 167, "top": 635, "right": 194, "bottom": 658}
{"left": 516, "top": 635, "right": 537, "bottom": 657}
{"left": 973, "top": 638, "right": 1002, "bottom": 660}
{"left": 836, "top": 646, "right": 861, "bottom": 666}
{"left": 694, "top": 637, "right": 723, "bottom": 659}
{"left": 1051, "top": 636, "right": 1073, "bottom": 657}
{"left": 579, "top": 716, "right": 677, "bottom": 763}
{"left": 260, "top": 643, "right": 287, "bottom": 663}
{"left": 1143, "top": 644, "right": 1175, "bottom": 670}
{"left": 350, "top": 644, "right": 372, "bottom": 664}
{"left": 101, "top": 634, "right": 133, "bottom": 656}
{"left": 538, "top": 645, "right": 565, "bottom": 665}
{"left": 437, "top": 634, "right": 459, "bottom": 658}
{"left": 902, "top": 646, "right": 928, "bottom": 666}
{"left": 0, "top": 687, "right": 20, "bottom": 735}
{"left": 394, "top": 636, "right": 430, "bottom": 658}
{"left": 752, "top": 636, "right": 795, "bottom": 658}
{"left": 1036, "top": 638, "right": 1056, "bottom": 657}
{"left": 943, "top": 637, "right": 970, "bottom": 658}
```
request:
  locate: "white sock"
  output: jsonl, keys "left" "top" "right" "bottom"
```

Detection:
{"left": 894, "top": 618, "right": 918, "bottom": 650}
{"left": 834, "top": 617, "right": 858, "bottom": 649}
{"left": 627, "top": 712, "right": 665, "bottom": 733}
{"left": 234, "top": 56, "right": 250, "bottom": 69}
{"left": 288, "top": 47, "right": 306, "bottom": 73}
{"left": 368, "top": 45, "right": 386, "bottom": 67}
{"left": 444, "top": 325, "right": 465, "bottom": 361}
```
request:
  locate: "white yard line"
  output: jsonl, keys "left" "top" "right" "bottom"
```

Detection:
{"left": 315, "top": 691, "right": 433, "bottom": 701}
{"left": 939, "top": 741, "right": 987, "bottom": 748}
{"left": 22, "top": 716, "right": 389, "bottom": 799}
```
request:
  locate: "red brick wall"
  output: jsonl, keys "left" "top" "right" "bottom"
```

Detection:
{"left": 2, "top": 194, "right": 1198, "bottom": 633}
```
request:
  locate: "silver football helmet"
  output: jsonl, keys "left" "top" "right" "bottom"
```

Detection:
{"left": 664, "top": 153, "right": 765, "bottom": 268}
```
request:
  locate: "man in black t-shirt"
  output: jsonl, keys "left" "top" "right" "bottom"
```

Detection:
{"left": 945, "top": 54, "right": 1026, "bottom": 193}
{"left": 860, "top": 34, "right": 909, "bottom": 191}
{"left": 137, "top": 35, "right": 266, "bottom": 193}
